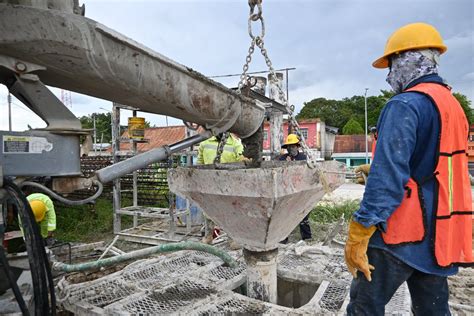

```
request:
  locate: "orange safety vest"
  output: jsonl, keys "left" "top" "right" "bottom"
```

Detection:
{"left": 376, "top": 83, "right": 473, "bottom": 267}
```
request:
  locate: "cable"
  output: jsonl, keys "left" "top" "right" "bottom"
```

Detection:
{"left": 4, "top": 178, "right": 55, "bottom": 315}
{"left": 20, "top": 180, "right": 103, "bottom": 206}
{"left": 0, "top": 246, "right": 30, "bottom": 315}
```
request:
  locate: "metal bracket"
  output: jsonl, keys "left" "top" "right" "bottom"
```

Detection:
{"left": 0, "top": 54, "right": 46, "bottom": 75}
{"left": 8, "top": 74, "right": 83, "bottom": 131}
{"left": 0, "top": 54, "right": 85, "bottom": 132}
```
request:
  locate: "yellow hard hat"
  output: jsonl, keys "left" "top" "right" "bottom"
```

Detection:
{"left": 29, "top": 200, "right": 47, "bottom": 222}
{"left": 282, "top": 134, "right": 300, "bottom": 148}
{"left": 372, "top": 22, "right": 447, "bottom": 69}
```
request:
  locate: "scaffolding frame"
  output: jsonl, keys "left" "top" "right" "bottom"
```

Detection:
{"left": 111, "top": 103, "right": 201, "bottom": 245}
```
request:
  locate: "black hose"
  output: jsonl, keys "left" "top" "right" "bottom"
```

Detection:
{"left": 20, "top": 180, "right": 103, "bottom": 206}
{"left": 4, "top": 178, "right": 55, "bottom": 315}
{"left": 0, "top": 246, "right": 30, "bottom": 315}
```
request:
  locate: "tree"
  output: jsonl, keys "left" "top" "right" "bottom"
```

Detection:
{"left": 80, "top": 112, "right": 153, "bottom": 144}
{"left": 297, "top": 92, "right": 388, "bottom": 131}
{"left": 297, "top": 97, "right": 348, "bottom": 128}
{"left": 453, "top": 92, "right": 473, "bottom": 125}
{"left": 80, "top": 112, "right": 113, "bottom": 143}
{"left": 297, "top": 91, "right": 473, "bottom": 132}
{"left": 342, "top": 118, "right": 364, "bottom": 135}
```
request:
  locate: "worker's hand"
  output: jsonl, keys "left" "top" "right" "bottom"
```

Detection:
{"left": 45, "top": 236, "right": 57, "bottom": 247}
{"left": 240, "top": 156, "right": 252, "bottom": 164}
{"left": 354, "top": 164, "right": 371, "bottom": 185}
{"left": 344, "top": 220, "right": 377, "bottom": 281}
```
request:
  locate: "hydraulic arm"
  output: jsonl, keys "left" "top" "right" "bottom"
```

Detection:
{"left": 0, "top": 2, "right": 265, "bottom": 138}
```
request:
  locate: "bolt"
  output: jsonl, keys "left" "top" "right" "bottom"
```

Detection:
{"left": 15, "top": 62, "right": 27, "bottom": 72}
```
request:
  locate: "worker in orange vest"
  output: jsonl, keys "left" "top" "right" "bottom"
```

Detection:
{"left": 345, "top": 23, "right": 472, "bottom": 315}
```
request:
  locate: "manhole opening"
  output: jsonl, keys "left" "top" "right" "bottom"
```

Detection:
{"left": 232, "top": 276, "right": 319, "bottom": 309}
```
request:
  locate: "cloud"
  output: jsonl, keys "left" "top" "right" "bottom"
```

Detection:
{"left": 0, "top": 0, "right": 472, "bottom": 132}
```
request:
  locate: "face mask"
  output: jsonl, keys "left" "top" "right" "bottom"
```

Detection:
{"left": 288, "top": 146, "right": 299, "bottom": 157}
{"left": 386, "top": 49, "right": 439, "bottom": 94}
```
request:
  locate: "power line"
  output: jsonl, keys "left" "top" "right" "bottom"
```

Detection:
{"left": 11, "top": 102, "right": 33, "bottom": 112}
{"left": 209, "top": 67, "right": 296, "bottom": 79}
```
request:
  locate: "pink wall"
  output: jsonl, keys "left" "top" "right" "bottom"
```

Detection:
{"left": 263, "top": 120, "right": 320, "bottom": 150}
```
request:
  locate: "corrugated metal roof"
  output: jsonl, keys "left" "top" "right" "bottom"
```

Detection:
{"left": 120, "top": 125, "right": 187, "bottom": 152}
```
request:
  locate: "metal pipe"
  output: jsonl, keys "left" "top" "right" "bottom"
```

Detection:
{"left": 52, "top": 241, "right": 237, "bottom": 272}
{"left": 243, "top": 248, "right": 278, "bottom": 304}
{"left": 0, "top": 5, "right": 265, "bottom": 138}
{"left": 95, "top": 131, "right": 211, "bottom": 184}
{"left": 364, "top": 88, "right": 369, "bottom": 164}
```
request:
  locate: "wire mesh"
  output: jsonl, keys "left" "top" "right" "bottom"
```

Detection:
{"left": 67, "top": 278, "right": 136, "bottom": 308}
{"left": 120, "top": 252, "right": 219, "bottom": 289}
{"left": 197, "top": 296, "right": 270, "bottom": 315}
{"left": 119, "top": 280, "right": 216, "bottom": 314}
{"left": 318, "top": 282, "right": 349, "bottom": 312}
{"left": 279, "top": 253, "right": 315, "bottom": 271}
{"left": 386, "top": 283, "right": 412, "bottom": 315}
{"left": 207, "top": 263, "right": 246, "bottom": 282}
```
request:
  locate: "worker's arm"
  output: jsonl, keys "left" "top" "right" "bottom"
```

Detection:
{"left": 197, "top": 144, "right": 204, "bottom": 165}
{"left": 234, "top": 140, "right": 244, "bottom": 161}
{"left": 353, "top": 98, "right": 418, "bottom": 229}
{"left": 45, "top": 199, "right": 57, "bottom": 236}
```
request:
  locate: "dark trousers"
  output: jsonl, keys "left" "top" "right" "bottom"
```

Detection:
{"left": 281, "top": 214, "right": 312, "bottom": 243}
{"left": 347, "top": 248, "right": 450, "bottom": 316}
{"left": 299, "top": 213, "right": 312, "bottom": 240}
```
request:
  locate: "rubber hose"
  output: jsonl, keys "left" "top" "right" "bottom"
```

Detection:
{"left": 53, "top": 241, "right": 237, "bottom": 272}
{"left": 20, "top": 180, "right": 103, "bottom": 206}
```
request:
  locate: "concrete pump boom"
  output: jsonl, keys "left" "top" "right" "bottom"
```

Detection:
{"left": 0, "top": 2, "right": 265, "bottom": 138}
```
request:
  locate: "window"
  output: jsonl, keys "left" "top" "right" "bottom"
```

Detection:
{"left": 263, "top": 130, "right": 268, "bottom": 141}
{"left": 299, "top": 128, "right": 308, "bottom": 140}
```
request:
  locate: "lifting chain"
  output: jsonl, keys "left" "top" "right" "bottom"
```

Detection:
{"left": 237, "top": 0, "right": 316, "bottom": 169}
{"left": 214, "top": 132, "right": 230, "bottom": 164}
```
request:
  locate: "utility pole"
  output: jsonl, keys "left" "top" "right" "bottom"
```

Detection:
{"left": 7, "top": 92, "right": 12, "bottom": 131}
{"left": 364, "top": 88, "right": 369, "bottom": 164}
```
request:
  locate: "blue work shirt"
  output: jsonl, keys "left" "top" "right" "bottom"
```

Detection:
{"left": 353, "top": 74, "right": 458, "bottom": 276}
{"left": 278, "top": 152, "right": 307, "bottom": 161}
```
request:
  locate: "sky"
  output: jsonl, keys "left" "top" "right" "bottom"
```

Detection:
{"left": 0, "top": 0, "right": 472, "bottom": 132}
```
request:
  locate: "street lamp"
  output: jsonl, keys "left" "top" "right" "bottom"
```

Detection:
{"left": 364, "top": 88, "right": 369, "bottom": 164}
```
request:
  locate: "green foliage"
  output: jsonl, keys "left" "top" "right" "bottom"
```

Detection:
{"left": 79, "top": 112, "right": 152, "bottom": 144}
{"left": 453, "top": 92, "right": 473, "bottom": 125}
{"left": 309, "top": 200, "right": 360, "bottom": 224}
{"left": 80, "top": 112, "right": 113, "bottom": 143}
{"left": 342, "top": 118, "right": 364, "bottom": 135}
{"left": 297, "top": 90, "right": 473, "bottom": 132}
{"left": 297, "top": 92, "right": 387, "bottom": 131}
{"left": 54, "top": 198, "right": 131, "bottom": 242}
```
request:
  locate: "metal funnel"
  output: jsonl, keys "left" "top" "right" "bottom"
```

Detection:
{"left": 168, "top": 160, "right": 346, "bottom": 251}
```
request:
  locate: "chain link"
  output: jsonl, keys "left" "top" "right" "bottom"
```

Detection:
{"left": 241, "top": 11, "right": 315, "bottom": 168}
{"left": 236, "top": 2, "right": 316, "bottom": 168}
{"left": 214, "top": 132, "right": 230, "bottom": 164}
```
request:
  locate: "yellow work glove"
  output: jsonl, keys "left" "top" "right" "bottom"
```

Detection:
{"left": 344, "top": 220, "right": 377, "bottom": 281}
{"left": 354, "top": 164, "right": 371, "bottom": 185}
{"left": 240, "top": 156, "right": 252, "bottom": 163}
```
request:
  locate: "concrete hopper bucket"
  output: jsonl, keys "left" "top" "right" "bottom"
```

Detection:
{"left": 168, "top": 160, "right": 346, "bottom": 252}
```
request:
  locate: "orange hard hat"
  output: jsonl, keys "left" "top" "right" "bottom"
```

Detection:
{"left": 373, "top": 22, "right": 447, "bottom": 69}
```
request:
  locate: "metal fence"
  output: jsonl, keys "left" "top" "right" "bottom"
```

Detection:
{"left": 73, "top": 156, "right": 178, "bottom": 206}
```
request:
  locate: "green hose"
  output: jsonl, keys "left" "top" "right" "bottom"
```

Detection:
{"left": 52, "top": 241, "right": 237, "bottom": 272}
